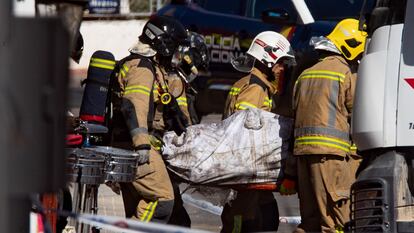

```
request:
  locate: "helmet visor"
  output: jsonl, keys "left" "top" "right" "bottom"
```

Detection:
{"left": 231, "top": 55, "right": 255, "bottom": 73}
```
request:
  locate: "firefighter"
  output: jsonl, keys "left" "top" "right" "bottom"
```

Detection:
{"left": 292, "top": 19, "right": 367, "bottom": 233}
{"left": 110, "top": 15, "right": 188, "bottom": 223}
{"left": 161, "top": 31, "right": 210, "bottom": 227}
{"left": 152, "top": 31, "right": 210, "bottom": 139}
{"left": 221, "top": 31, "right": 296, "bottom": 233}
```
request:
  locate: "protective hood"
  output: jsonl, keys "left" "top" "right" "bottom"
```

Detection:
{"left": 128, "top": 40, "right": 157, "bottom": 57}
{"left": 309, "top": 36, "right": 341, "bottom": 54}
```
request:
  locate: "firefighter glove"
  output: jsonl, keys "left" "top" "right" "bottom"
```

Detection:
{"left": 279, "top": 178, "right": 297, "bottom": 195}
{"left": 134, "top": 144, "right": 151, "bottom": 165}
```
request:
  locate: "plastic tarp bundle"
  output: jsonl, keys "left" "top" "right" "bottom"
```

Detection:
{"left": 162, "top": 108, "right": 293, "bottom": 186}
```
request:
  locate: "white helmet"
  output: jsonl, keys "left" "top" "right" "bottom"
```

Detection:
{"left": 247, "top": 31, "right": 295, "bottom": 68}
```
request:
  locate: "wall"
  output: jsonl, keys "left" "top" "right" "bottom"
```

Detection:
{"left": 70, "top": 19, "right": 147, "bottom": 72}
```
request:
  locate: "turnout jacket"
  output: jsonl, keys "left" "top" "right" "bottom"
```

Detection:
{"left": 152, "top": 71, "right": 191, "bottom": 133}
{"left": 223, "top": 67, "right": 277, "bottom": 119}
{"left": 293, "top": 55, "right": 356, "bottom": 157}
{"left": 116, "top": 57, "right": 190, "bottom": 148}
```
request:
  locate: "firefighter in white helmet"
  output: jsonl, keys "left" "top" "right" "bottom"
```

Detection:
{"left": 222, "top": 31, "right": 295, "bottom": 232}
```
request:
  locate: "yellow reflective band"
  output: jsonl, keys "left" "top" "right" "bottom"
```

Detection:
{"left": 125, "top": 85, "right": 151, "bottom": 91}
{"left": 177, "top": 97, "right": 188, "bottom": 106}
{"left": 140, "top": 201, "right": 154, "bottom": 221}
{"left": 120, "top": 64, "right": 129, "bottom": 78}
{"left": 264, "top": 97, "right": 272, "bottom": 107}
{"left": 124, "top": 90, "right": 151, "bottom": 96}
{"left": 235, "top": 101, "right": 258, "bottom": 110}
{"left": 303, "top": 70, "right": 345, "bottom": 78}
{"left": 90, "top": 57, "right": 116, "bottom": 65}
{"left": 295, "top": 141, "right": 350, "bottom": 152}
{"left": 296, "top": 136, "right": 350, "bottom": 147}
{"left": 122, "top": 64, "right": 129, "bottom": 72}
{"left": 295, "top": 135, "right": 351, "bottom": 152}
{"left": 145, "top": 200, "right": 158, "bottom": 222}
{"left": 297, "top": 75, "right": 344, "bottom": 83}
{"left": 124, "top": 84, "right": 151, "bottom": 96}
{"left": 296, "top": 70, "right": 345, "bottom": 85}
{"left": 229, "top": 87, "right": 241, "bottom": 95}
{"left": 232, "top": 215, "right": 242, "bottom": 233}
{"left": 90, "top": 62, "right": 115, "bottom": 70}
{"left": 350, "top": 144, "right": 357, "bottom": 151}
{"left": 177, "top": 101, "right": 188, "bottom": 106}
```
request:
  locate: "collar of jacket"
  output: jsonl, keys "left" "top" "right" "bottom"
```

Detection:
{"left": 320, "top": 54, "right": 349, "bottom": 66}
{"left": 250, "top": 67, "right": 278, "bottom": 95}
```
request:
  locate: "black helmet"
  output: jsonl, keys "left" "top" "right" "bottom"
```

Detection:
{"left": 139, "top": 15, "right": 187, "bottom": 57}
{"left": 187, "top": 32, "right": 210, "bottom": 70}
{"left": 172, "top": 32, "right": 210, "bottom": 82}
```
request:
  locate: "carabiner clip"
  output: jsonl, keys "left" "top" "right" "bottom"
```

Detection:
{"left": 161, "top": 92, "right": 172, "bottom": 105}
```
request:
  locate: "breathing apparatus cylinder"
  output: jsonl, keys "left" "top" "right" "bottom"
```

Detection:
{"left": 79, "top": 50, "right": 116, "bottom": 124}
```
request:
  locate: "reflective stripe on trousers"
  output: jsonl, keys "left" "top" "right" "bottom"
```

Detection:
{"left": 295, "top": 135, "right": 351, "bottom": 153}
{"left": 140, "top": 200, "right": 158, "bottom": 222}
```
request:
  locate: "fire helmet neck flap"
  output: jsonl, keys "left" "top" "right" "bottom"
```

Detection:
{"left": 138, "top": 15, "right": 188, "bottom": 57}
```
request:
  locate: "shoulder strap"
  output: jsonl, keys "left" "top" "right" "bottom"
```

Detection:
{"left": 249, "top": 74, "right": 269, "bottom": 93}
{"left": 116, "top": 53, "right": 156, "bottom": 75}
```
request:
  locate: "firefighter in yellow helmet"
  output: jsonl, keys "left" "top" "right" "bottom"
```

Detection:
{"left": 221, "top": 31, "right": 296, "bottom": 232}
{"left": 292, "top": 18, "right": 367, "bottom": 233}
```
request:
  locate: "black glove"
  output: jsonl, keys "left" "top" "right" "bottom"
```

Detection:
{"left": 164, "top": 97, "right": 189, "bottom": 135}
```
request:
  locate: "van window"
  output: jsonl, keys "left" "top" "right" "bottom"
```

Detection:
{"left": 194, "top": 0, "right": 247, "bottom": 16}
{"left": 250, "top": 0, "right": 297, "bottom": 20}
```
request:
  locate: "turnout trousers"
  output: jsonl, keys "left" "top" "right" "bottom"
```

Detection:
{"left": 295, "top": 155, "right": 356, "bottom": 233}
{"left": 221, "top": 190, "right": 279, "bottom": 233}
{"left": 121, "top": 149, "right": 174, "bottom": 223}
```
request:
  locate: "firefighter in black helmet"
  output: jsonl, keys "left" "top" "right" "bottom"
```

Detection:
{"left": 110, "top": 15, "right": 188, "bottom": 223}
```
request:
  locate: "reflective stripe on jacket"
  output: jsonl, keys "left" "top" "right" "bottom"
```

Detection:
{"left": 117, "top": 57, "right": 155, "bottom": 148}
{"left": 223, "top": 67, "right": 277, "bottom": 119}
{"left": 293, "top": 55, "right": 356, "bottom": 156}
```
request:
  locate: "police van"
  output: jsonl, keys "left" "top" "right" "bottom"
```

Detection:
{"left": 156, "top": 0, "right": 375, "bottom": 116}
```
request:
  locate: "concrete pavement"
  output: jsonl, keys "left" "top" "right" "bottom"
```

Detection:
{"left": 65, "top": 184, "right": 298, "bottom": 233}
{"left": 67, "top": 79, "right": 300, "bottom": 232}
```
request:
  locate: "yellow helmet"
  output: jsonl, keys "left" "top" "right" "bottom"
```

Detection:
{"left": 326, "top": 18, "right": 367, "bottom": 60}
